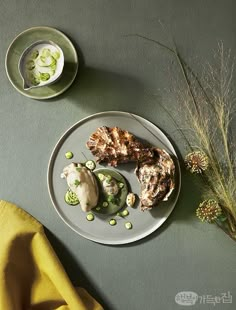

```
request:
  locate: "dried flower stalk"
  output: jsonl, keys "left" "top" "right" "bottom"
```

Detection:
{"left": 129, "top": 34, "right": 236, "bottom": 240}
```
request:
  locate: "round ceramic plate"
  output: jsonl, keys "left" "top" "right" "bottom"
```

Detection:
{"left": 47, "top": 111, "right": 181, "bottom": 245}
{"left": 5, "top": 26, "right": 78, "bottom": 100}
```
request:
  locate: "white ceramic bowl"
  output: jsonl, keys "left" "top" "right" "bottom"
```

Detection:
{"left": 18, "top": 40, "right": 64, "bottom": 90}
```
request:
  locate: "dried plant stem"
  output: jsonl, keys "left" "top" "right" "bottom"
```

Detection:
{"left": 215, "top": 221, "right": 236, "bottom": 241}
{"left": 126, "top": 34, "right": 200, "bottom": 116}
{"left": 128, "top": 34, "right": 236, "bottom": 240}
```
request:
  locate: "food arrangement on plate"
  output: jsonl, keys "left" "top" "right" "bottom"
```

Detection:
{"left": 60, "top": 126, "right": 176, "bottom": 229}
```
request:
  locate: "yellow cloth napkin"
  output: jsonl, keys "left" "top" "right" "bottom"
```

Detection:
{"left": 0, "top": 200, "right": 103, "bottom": 310}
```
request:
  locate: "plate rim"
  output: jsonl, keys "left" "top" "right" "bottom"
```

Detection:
{"left": 47, "top": 111, "right": 181, "bottom": 245}
{"left": 5, "top": 26, "right": 79, "bottom": 100}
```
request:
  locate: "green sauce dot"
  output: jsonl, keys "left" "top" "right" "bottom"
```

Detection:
{"left": 109, "top": 219, "right": 117, "bottom": 226}
{"left": 86, "top": 213, "right": 94, "bottom": 221}
{"left": 102, "top": 201, "right": 108, "bottom": 208}
{"left": 65, "top": 151, "right": 73, "bottom": 159}
{"left": 122, "top": 209, "right": 129, "bottom": 217}
{"left": 125, "top": 222, "right": 132, "bottom": 230}
{"left": 118, "top": 182, "right": 124, "bottom": 188}
{"left": 107, "top": 195, "right": 115, "bottom": 203}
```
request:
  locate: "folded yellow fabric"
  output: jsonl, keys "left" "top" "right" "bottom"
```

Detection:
{"left": 0, "top": 200, "right": 103, "bottom": 310}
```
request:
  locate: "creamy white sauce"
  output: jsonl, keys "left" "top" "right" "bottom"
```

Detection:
{"left": 23, "top": 43, "right": 64, "bottom": 87}
{"left": 102, "top": 177, "right": 119, "bottom": 196}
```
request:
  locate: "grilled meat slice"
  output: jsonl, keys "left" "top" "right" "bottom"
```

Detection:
{"left": 135, "top": 148, "right": 175, "bottom": 210}
{"left": 86, "top": 126, "right": 154, "bottom": 166}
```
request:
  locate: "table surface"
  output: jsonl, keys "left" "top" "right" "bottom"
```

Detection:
{"left": 1, "top": 1, "right": 236, "bottom": 309}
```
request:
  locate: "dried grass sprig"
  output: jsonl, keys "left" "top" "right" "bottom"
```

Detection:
{"left": 130, "top": 34, "right": 236, "bottom": 240}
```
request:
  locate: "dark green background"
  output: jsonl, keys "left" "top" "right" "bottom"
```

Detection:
{"left": 1, "top": 1, "right": 235, "bottom": 309}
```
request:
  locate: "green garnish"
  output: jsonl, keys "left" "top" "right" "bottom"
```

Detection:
{"left": 125, "top": 222, "right": 132, "bottom": 230}
{"left": 107, "top": 195, "right": 115, "bottom": 203}
{"left": 52, "top": 51, "right": 60, "bottom": 59}
{"left": 109, "top": 219, "right": 117, "bottom": 226}
{"left": 64, "top": 189, "right": 79, "bottom": 206}
{"left": 85, "top": 160, "right": 96, "bottom": 171}
{"left": 102, "top": 201, "right": 108, "bottom": 208}
{"left": 37, "top": 55, "right": 56, "bottom": 67}
{"left": 96, "top": 206, "right": 101, "bottom": 211}
{"left": 65, "top": 151, "right": 73, "bottom": 159}
{"left": 106, "top": 175, "right": 112, "bottom": 183}
{"left": 30, "top": 76, "right": 40, "bottom": 86}
{"left": 30, "top": 50, "right": 39, "bottom": 59}
{"left": 76, "top": 167, "right": 82, "bottom": 172}
{"left": 98, "top": 173, "right": 105, "bottom": 181}
{"left": 51, "top": 56, "right": 56, "bottom": 65}
{"left": 50, "top": 61, "right": 57, "bottom": 69}
{"left": 41, "top": 48, "right": 51, "bottom": 57}
{"left": 118, "top": 182, "right": 124, "bottom": 188}
{"left": 106, "top": 175, "right": 112, "bottom": 181}
{"left": 40, "top": 72, "right": 50, "bottom": 81}
{"left": 74, "top": 179, "right": 81, "bottom": 187}
{"left": 86, "top": 213, "right": 94, "bottom": 221}
{"left": 26, "top": 60, "right": 35, "bottom": 70}
{"left": 122, "top": 209, "right": 129, "bottom": 217}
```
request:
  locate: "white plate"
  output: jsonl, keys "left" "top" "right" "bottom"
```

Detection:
{"left": 47, "top": 111, "right": 181, "bottom": 245}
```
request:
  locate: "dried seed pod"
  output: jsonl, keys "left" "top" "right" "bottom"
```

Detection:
{"left": 196, "top": 199, "right": 222, "bottom": 223}
{"left": 185, "top": 151, "right": 209, "bottom": 174}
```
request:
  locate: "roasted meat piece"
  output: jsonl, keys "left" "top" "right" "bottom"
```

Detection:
{"left": 86, "top": 126, "right": 154, "bottom": 166}
{"left": 135, "top": 148, "right": 175, "bottom": 210}
{"left": 87, "top": 126, "right": 176, "bottom": 210}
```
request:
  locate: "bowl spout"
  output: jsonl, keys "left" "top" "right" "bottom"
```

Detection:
{"left": 23, "top": 79, "right": 32, "bottom": 90}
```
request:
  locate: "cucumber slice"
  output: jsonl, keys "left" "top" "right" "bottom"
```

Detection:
{"left": 98, "top": 173, "right": 105, "bottom": 181}
{"left": 86, "top": 213, "right": 94, "bottom": 221}
{"left": 122, "top": 209, "right": 129, "bottom": 216}
{"left": 41, "top": 48, "right": 51, "bottom": 57}
{"left": 125, "top": 222, "right": 132, "bottom": 230}
{"left": 65, "top": 151, "right": 73, "bottom": 159}
{"left": 37, "top": 55, "right": 56, "bottom": 67}
{"left": 85, "top": 160, "right": 96, "bottom": 171}
{"left": 102, "top": 201, "right": 109, "bottom": 208}
{"left": 30, "top": 50, "right": 39, "bottom": 59}
{"left": 107, "top": 195, "right": 115, "bottom": 203}
{"left": 106, "top": 175, "right": 112, "bottom": 182}
{"left": 64, "top": 189, "right": 79, "bottom": 206}
{"left": 109, "top": 219, "right": 117, "bottom": 226}
{"left": 40, "top": 72, "right": 50, "bottom": 81}
{"left": 118, "top": 182, "right": 124, "bottom": 188}
{"left": 26, "top": 60, "right": 35, "bottom": 70}
{"left": 52, "top": 51, "right": 60, "bottom": 59}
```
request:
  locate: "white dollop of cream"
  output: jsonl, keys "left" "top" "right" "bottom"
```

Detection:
{"left": 102, "top": 177, "right": 119, "bottom": 196}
